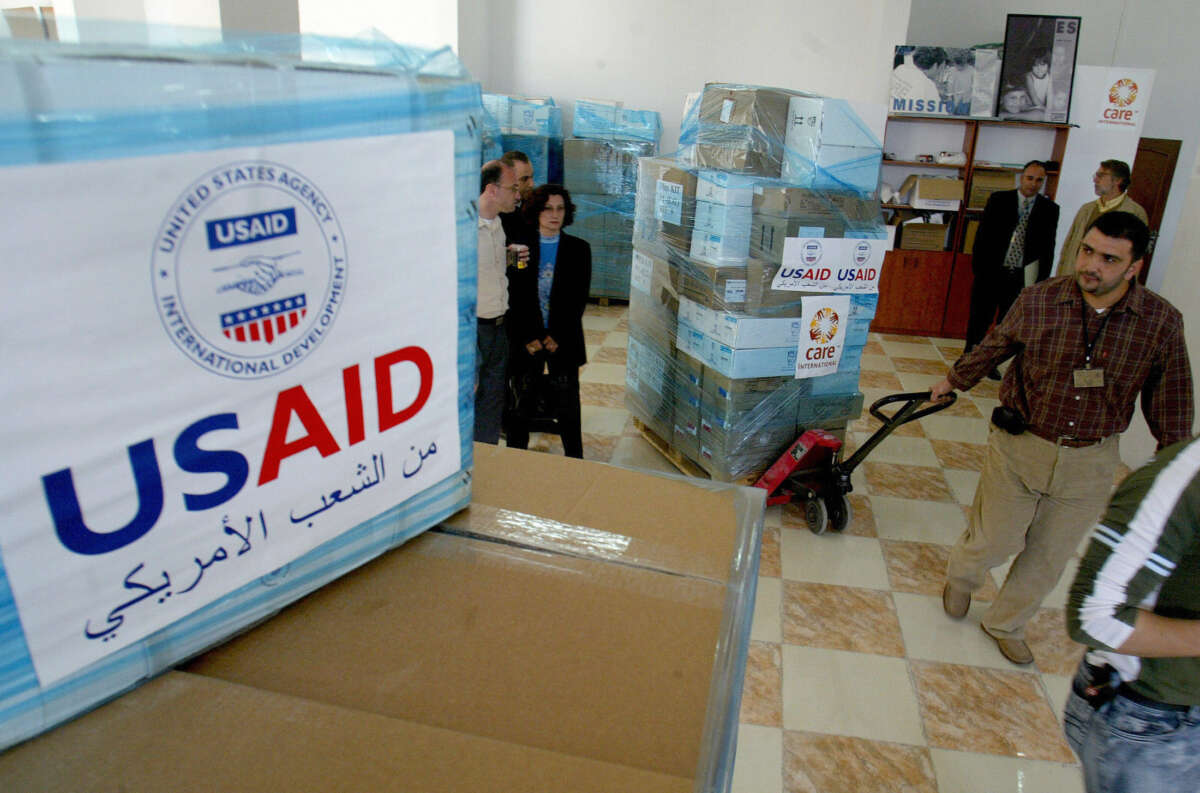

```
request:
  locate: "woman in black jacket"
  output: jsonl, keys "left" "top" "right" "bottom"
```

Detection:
{"left": 505, "top": 184, "right": 592, "bottom": 458}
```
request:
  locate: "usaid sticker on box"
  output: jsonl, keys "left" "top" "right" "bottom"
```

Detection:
{"left": 0, "top": 131, "right": 461, "bottom": 686}
{"left": 796, "top": 295, "right": 851, "bottom": 378}
{"left": 773, "top": 237, "right": 885, "bottom": 293}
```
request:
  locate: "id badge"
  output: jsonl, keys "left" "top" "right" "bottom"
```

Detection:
{"left": 1074, "top": 368, "right": 1105, "bottom": 388}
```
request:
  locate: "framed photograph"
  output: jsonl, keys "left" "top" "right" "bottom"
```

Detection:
{"left": 996, "top": 14, "right": 1081, "bottom": 122}
{"left": 890, "top": 45, "right": 977, "bottom": 117}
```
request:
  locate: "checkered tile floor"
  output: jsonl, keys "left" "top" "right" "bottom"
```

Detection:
{"left": 512, "top": 301, "right": 1112, "bottom": 793}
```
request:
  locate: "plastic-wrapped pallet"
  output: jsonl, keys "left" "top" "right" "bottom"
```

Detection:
{"left": 626, "top": 83, "right": 888, "bottom": 481}
{"left": 0, "top": 28, "right": 480, "bottom": 750}
{"left": 484, "top": 93, "right": 564, "bottom": 184}
{"left": 564, "top": 99, "right": 662, "bottom": 300}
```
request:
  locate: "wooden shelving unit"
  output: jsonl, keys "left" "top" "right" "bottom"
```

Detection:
{"left": 872, "top": 114, "right": 1071, "bottom": 338}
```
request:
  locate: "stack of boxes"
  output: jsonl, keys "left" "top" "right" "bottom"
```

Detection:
{"left": 482, "top": 93, "right": 564, "bottom": 184}
{"left": 627, "top": 83, "right": 887, "bottom": 481}
{"left": 564, "top": 99, "right": 662, "bottom": 299}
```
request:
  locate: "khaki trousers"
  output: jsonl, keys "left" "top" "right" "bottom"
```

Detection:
{"left": 946, "top": 425, "right": 1120, "bottom": 639}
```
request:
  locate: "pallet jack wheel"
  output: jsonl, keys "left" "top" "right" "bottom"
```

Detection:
{"left": 804, "top": 497, "right": 829, "bottom": 535}
{"left": 826, "top": 494, "right": 854, "bottom": 533}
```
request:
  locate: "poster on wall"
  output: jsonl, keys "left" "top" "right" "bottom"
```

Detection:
{"left": 890, "top": 46, "right": 977, "bottom": 117}
{"left": 996, "top": 14, "right": 1081, "bottom": 123}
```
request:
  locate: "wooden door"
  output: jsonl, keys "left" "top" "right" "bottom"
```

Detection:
{"left": 1128, "top": 138, "right": 1181, "bottom": 284}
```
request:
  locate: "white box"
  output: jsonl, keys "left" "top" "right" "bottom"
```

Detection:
{"left": 694, "top": 170, "right": 758, "bottom": 206}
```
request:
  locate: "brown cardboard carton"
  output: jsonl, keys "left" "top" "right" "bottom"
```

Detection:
{"left": 963, "top": 218, "right": 980, "bottom": 254}
{"left": 899, "top": 222, "right": 950, "bottom": 251}
{"left": 695, "top": 86, "right": 792, "bottom": 178}
{"left": 968, "top": 171, "right": 1015, "bottom": 208}
{"left": 0, "top": 445, "right": 763, "bottom": 793}
{"left": 745, "top": 258, "right": 807, "bottom": 314}
{"left": 678, "top": 257, "right": 748, "bottom": 311}
{"left": 898, "top": 175, "right": 964, "bottom": 210}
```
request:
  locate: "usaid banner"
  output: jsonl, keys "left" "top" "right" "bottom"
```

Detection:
{"left": 773, "top": 237, "right": 886, "bottom": 293}
{"left": 796, "top": 295, "right": 851, "bottom": 378}
{"left": 0, "top": 132, "right": 461, "bottom": 685}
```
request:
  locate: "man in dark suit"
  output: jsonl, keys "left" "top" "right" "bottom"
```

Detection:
{"left": 964, "top": 160, "right": 1059, "bottom": 377}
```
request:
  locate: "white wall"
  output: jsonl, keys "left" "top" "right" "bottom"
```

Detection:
{"left": 297, "top": 0, "right": 455, "bottom": 50}
{"left": 472, "top": 0, "right": 910, "bottom": 152}
{"left": 909, "top": 0, "right": 1200, "bottom": 463}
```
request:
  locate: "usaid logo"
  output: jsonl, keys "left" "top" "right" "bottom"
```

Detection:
{"left": 151, "top": 161, "right": 347, "bottom": 379}
{"left": 853, "top": 240, "right": 873, "bottom": 266}
{"left": 802, "top": 240, "right": 823, "bottom": 265}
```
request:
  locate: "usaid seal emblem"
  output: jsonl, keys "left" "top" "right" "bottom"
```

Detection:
{"left": 853, "top": 241, "right": 873, "bottom": 266}
{"left": 801, "top": 240, "right": 823, "bottom": 265}
{"left": 152, "top": 161, "right": 346, "bottom": 379}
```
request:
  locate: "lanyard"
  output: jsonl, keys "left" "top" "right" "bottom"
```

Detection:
{"left": 1079, "top": 298, "right": 1112, "bottom": 368}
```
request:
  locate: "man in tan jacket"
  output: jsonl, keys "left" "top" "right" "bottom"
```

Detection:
{"left": 1056, "top": 159, "right": 1149, "bottom": 277}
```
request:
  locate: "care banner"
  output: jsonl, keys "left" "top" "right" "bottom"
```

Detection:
{"left": 0, "top": 131, "right": 461, "bottom": 686}
{"left": 1054, "top": 65, "right": 1155, "bottom": 265}
{"left": 773, "top": 237, "right": 886, "bottom": 293}
{"left": 795, "top": 295, "right": 851, "bottom": 378}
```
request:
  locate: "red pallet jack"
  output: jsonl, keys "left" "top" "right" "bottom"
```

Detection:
{"left": 754, "top": 391, "right": 957, "bottom": 534}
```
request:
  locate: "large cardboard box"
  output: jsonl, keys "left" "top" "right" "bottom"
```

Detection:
{"left": 968, "top": 170, "right": 1015, "bottom": 208}
{"left": 641, "top": 157, "right": 699, "bottom": 249}
{"left": 898, "top": 175, "right": 963, "bottom": 211}
{"left": 900, "top": 221, "right": 950, "bottom": 251}
{"left": 695, "top": 85, "right": 792, "bottom": 177}
{"left": 0, "top": 446, "right": 763, "bottom": 793}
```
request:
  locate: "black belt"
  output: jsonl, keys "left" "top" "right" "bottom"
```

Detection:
{"left": 1027, "top": 424, "right": 1107, "bottom": 448}
{"left": 477, "top": 315, "right": 504, "bottom": 326}
{"left": 1118, "top": 683, "right": 1192, "bottom": 713}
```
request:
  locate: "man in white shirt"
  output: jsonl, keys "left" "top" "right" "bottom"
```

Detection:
{"left": 475, "top": 160, "right": 522, "bottom": 443}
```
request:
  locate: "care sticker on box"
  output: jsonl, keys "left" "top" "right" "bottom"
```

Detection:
{"left": 720, "top": 99, "right": 734, "bottom": 123}
{"left": 631, "top": 250, "right": 653, "bottom": 293}
{"left": 655, "top": 179, "right": 684, "bottom": 225}
{"left": 724, "top": 280, "right": 747, "bottom": 303}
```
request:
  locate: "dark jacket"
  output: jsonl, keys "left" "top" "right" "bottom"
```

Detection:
{"left": 973, "top": 189, "right": 1060, "bottom": 283}
{"left": 506, "top": 230, "right": 592, "bottom": 371}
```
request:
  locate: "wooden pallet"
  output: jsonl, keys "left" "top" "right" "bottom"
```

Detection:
{"left": 588, "top": 296, "right": 630, "bottom": 307}
{"left": 632, "top": 417, "right": 758, "bottom": 486}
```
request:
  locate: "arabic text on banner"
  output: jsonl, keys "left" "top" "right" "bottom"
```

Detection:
{"left": 0, "top": 131, "right": 461, "bottom": 685}
{"left": 795, "top": 295, "right": 851, "bottom": 379}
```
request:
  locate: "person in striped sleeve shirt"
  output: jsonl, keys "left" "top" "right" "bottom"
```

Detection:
{"left": 1064, "top": 436, "right": 1200, "bottom": 792}
{"left": 930, "top": 211, "right": 1193, "bottom": 666}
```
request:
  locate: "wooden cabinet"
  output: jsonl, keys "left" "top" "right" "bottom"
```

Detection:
{"left": 872, "top": 115, "right": 1070, "bottom": 338}
{"left": 872, "top": 251, "right": 955, "bottom": 336}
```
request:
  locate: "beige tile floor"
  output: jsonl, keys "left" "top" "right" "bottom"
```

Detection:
{"left": 514, "top": 303, "right": 1100, "bottom": 793}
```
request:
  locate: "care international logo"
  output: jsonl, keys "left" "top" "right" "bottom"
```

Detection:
{"left": 809, "top": 307, "right": 840, "bottom": 345}
{"left": 151, "top": 162, "right": 347, "bottom": 379}
{"left": 1109, "top": 78, "right": 1138, "bottom": 107}
{"left": 1100, "top": 78, "right": 1140, "bottom": 126}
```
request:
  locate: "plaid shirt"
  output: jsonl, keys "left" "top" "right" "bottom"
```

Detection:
{"left": 949, "top": 276, "right": 1193, "bottom": 449}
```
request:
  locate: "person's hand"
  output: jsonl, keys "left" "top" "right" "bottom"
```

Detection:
{"left": 525, "top": 338, "right": 543, "bottom": 356}
{"left": 508, "top": 243, "right": 530, "bottom": 263}
{"left": 542, "top": 335, "right": 558, "bottom": 354}
{"left": 929, "top": 377, "right": 955, "bottom": 403}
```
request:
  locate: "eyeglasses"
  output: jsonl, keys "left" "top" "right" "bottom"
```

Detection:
{"left": 499, "top": 183, "right": 519, "bottom": 193}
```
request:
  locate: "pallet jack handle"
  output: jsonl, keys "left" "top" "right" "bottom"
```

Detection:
{"left": 836, "top": 390, "right": 957, "bottom": 477}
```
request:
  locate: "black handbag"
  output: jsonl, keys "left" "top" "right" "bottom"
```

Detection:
{"left": 508, "top": 353, "right": 571, "bottom": 432}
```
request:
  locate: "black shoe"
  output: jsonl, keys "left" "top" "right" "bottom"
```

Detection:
{"left": 986, "top": 368, "right": 1002, "bottom": 381}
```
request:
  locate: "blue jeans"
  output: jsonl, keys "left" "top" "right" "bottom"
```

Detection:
{"left": 1064, "top": 659, "right": 1200, "bottom": 792}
